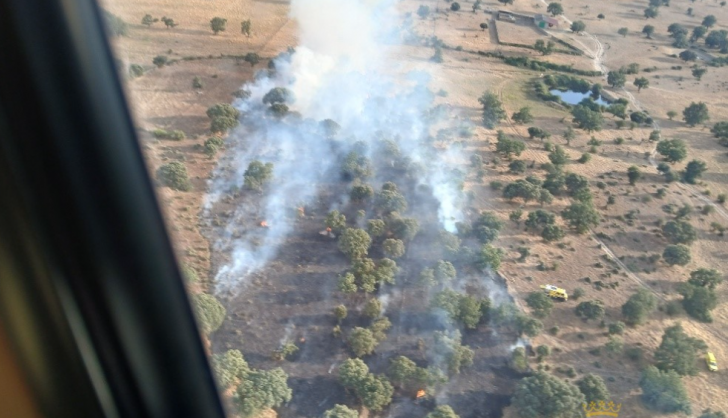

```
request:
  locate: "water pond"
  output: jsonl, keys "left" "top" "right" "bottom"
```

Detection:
{"left": 549, "top": 89, "right": 609, "bottom": 106}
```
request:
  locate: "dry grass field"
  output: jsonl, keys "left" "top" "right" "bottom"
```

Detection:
{"left": 103, "top": 0, "right": 728, "bottom": 415}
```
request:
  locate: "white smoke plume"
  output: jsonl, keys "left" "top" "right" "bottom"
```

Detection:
{"left": 208, "top": 0, "right": 466, "bottom": 294}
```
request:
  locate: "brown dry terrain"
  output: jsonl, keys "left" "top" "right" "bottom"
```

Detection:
{"left": 103, "top": 0, "right": 728, "bottom": 416}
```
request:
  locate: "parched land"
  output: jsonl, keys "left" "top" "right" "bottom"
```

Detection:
{"left": 104, "top": 0, "right": 728, "bottom": 416}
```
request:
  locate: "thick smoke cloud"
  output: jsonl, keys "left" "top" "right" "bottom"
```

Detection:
{"left": 207, "top": 0, "right": 466, "bottom": 294}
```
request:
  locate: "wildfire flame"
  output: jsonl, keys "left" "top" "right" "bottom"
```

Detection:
{"left": 260, "top": 221, "right": 268, "bottom": 227}
{"left": 300, "top": 337, "right": 306, "bottom": 343}
{"left": 326, "top": 227, "right": 332, "bottom": 232}
{"left": 416, "top": 390, "right": 425, "bottom": 399}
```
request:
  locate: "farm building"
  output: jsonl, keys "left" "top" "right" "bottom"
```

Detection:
{"left": 534, "top": 14, "right": 559, "bottom": 28}
{"left": 497, "top": 11, "right": 516, "bottom": 22}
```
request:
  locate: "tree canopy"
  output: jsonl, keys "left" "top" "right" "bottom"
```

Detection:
{"left": 478, "top": 92, "right": 506, "bottom": 128}
{"left": 576, "top": 374, "right": 610, "bottom": 404}
{"left": 656, "top": 139, "right": 687, "bottom": 163}
{"left": 193, "top": 293, "right": 226, "bottom": 334}
{"left": 683, "top": 102, "right": 709, "bottom": 126}
{"left": 513, "top": 372, "right": 586, "bottom": 418}
{"left": 639, "top": 366, "right": 691, "bottom": 414}
{"left": 621, "top": 288, "right": 657, "bottom": 325}
{"left": 655, "top": 323, "right": 707, "bottom": 375}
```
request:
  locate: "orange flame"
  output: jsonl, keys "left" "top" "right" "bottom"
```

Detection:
{"left": 416, "top": 390, "right": 426, "bottom": 398}
{"left": 299, "top": 337, "right": 306, "bottom": 343}
{"left": 260, "top": 221, "right": 268, "bottom": 227}
{"left": 326, "top": 227, "right": 332, "bottom": 232}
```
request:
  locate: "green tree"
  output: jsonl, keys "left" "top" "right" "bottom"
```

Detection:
{"left": 432, "top": 331, "right": 474, "bottom": 375}
{"left": 382, "top": 239, "right": 405, "bottom": 259}
{"left": 683, "top": 102, "right": 709, "bottom": 127}
{"left": 495, "top": 131, "right": 526, "bottom": 159}
{"left": 561, "top": 202, "right": 599, "bottom": 233}
{"left": 644, "top": 6, "right": 659, "bottom": 19}
{"left": 627, "top": 166, "right": 641, "bottom": 186}
{"left": 161, "top": 17, "right": 178, "bottom": 28}
{"left": 339, "top": 273, "right": 357, "bottom": 293}
{"left": 348, "top": 327, "right": 378, "bottom": 357}
{"left": 576, "top": 374, "right": 610, "bottom": 403}
{"left": 478, "top": 92, "right": 506, "bottom": 128}
{"left": 142, "top": 14, "right": 159, "bottom": 27}
{"left": 363, "top": 298, "right": 382, "bottom": 318}
{"left": 618, "top": 27, "right": 629, "bottom": 37}
{"left": 655, "top": 323, "right": 707, "bottom": 375}
{"left": 236, "top": 368, "right": 292, "bottom": 418}
{"left": 480, "top": 22, "right": 489, "bottom": 31}
{"left": 639, "top": 366, "right": 691, "bottom": 414}
{"left": 711, "top": 121, "right": 728, "bottom": 140}
{"left": 526, "top": 291, "right": 553, "bottom": 318}
{"left": 476, "top": 244, "right": 504, "bottom": 271}
{"left": 450, "top": 2, "right": 461, "bottom": 11}
{"left": 607, "top": 71, "right": 626, "bottom": 88}
{"left": 547, "top": 2, "right": 563, "bottom": 15}
{"left": 688, "top": 268, "right": 723, "bottom": 289}
{"left": 634, "top": 77, "right": 649, "bottom": 92}
{"left": 323, "top": 405, "right": 359, "bottom": 418}
{"left": 656, "top": 139, "right": 687, "bottom": 163}
{"left": 662, "top": 220, "right": 697, "bottom": 245}
{"left": 571, "top": 105, "right": 603, "bottom": 132}
{"left": 527, "top": 127, "right": 550, "bottom": 140}
{"left": 241, "top": 19, "right": 252, "bottom": 37}
{"left": 157, "top": 161, "right": 192, "bottom": 191}
{"left": 642, "top": 24, "right": 655, "bottom": 38}
{"left": 472, "top": 211, "right": 504, "bottom": 244}
{"left": 427, "top": 405, "right": 460, "bottom": 418}
{"left": 262, "top": 87, "right": 294, "bottom": 105}
{"left": 575, "top": 300, "right": 605, "bottom": 321}
{"left": 513, "top": 372, "right": 586, "bottom": 418}
{"left": 609, "top": 321, "right": 626, "bottom": 335}
{"left": 387, "top": 355, "right": 417, "bottom": 388}
{"left": 548, "top": 145, "right": 569, "bottom": 165}
{"left": 243, "top": 161, "right": 273, "bottom": 191}
{"left": 243, "top": 52, "right": 260, "bottom": 67}
{"left": 212, "top": 349, "right": 249, "bottom": 389}
{"left": 210, "top": 17, "right": 227, "bottom": 34}
{"left": 570, "top": 21, "right": 586, "bottom": 33}
{"left": 564, "top": 126, "right": 576, "bottom": 144}
{"left": 339, "top": 358, "right": 370, "bottom": 387}
{"left": 325, "top": 210, "right": 347, "bottom": 233}
{"left": 333, "top": 304, "right": 348, "bottom": 323}
{"left": 534, "top": 40, "right": 555, "bottom": 55}
{"left": 193, "top": 293, "right": 226, "bottom": 334}
{"left": 153, "top": 55, "right": 168, "bottom": 68}
{"left": 338, "top": 228, "right": 372, "bottom": 260}
{"left": 434, "top": 260, "right": 457, "bottom": 283}
{"left": 375, "top": 189, "right": 407, "bottom": 213}
{"left": 350, "top": 184, "right": 374, "bottom": 202}
{"left": 503, "top": 180, "right": 541, "bottom": 202}
{"left": 622, "top": 288, "right": 657, "bottom": 325}
{"left": 703, "top": 15, "right": 717, "bottom": 28}
{"left": 512, "top": 107, "right": 534, "bottom": 124}
{"left": 692, "top": 67, "right": 707, "bottom": 81}
{"left": 541, "top": 225, "right": 565, "bottom": 242}
{"left": 367, "top": 219, "right": 386, "bottom": 238}
{"left": 679, "top": 283, "right": 718, "bottom": 322}
{"left": 683, "top": 159, "right": 707, "bottom": 184}
{"left": 663, "top": 244, "right": 691, "bottom": 266}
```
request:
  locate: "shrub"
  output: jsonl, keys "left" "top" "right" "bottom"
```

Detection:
{"left": 513, "top": 372, "right": 586, "bottom": 418}
{"left": 639, "top": 366, "right": 691, "bottom": 414}
{"left": 526, "top": 292, "right": 554, "bottom": 318}
{"left": 193, "top": 293, "right": 226, "bottom": 334}
{"left": 243, "top": 161, "right": 274, "bottom": 191}
{"left": 157, "top": 161, "right": 192, "bottom": 191}
{"left": 655, "top": 323, "right": 707, "bottom": 375}
{"left": 663, "top": 244, "right": 691, "bottom": 266}
{"left": 575, "top": 300, "right": 605, "bottom": 321}
{"left": 621, "top": 288, "right": 657, "bottom": 325}
{"left": 129, "top": 64, "right": 144, "bottom": 78}
{"left": 576, "top": 374, "right": 610, "bottom": 403}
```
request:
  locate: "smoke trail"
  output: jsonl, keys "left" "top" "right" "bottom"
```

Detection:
{"left": 208, "top": 0, "right": 466, "bottom": 294}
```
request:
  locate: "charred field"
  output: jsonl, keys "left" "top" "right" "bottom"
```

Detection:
{"left": 204, "top": 104, "right": 522, "bottom": 418}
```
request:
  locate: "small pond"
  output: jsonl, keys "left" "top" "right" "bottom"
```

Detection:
{"left": 549, "top": 89, "right": 610, "bottom": 106}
